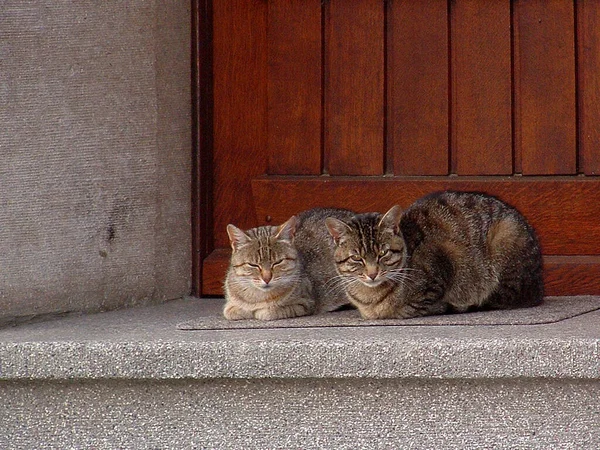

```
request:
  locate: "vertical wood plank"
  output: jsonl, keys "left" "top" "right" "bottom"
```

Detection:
{"left": 324, "top": 0, "right": 384, "bottom": 176}
{"left": 451, "top": 0, "right": 512, "bottom": 175}
{"left": 267, "top": 0, "right": 322, "bottom": 175}
{"left": 212, "top": 0, "right": 267, "bottom": 248}
{"left": 577, "top": 0, "right": 600, "bottom": 175}
{"left": 514, "top": 0, "right": 576, "bottom": 175}
{"left": 388, "top": 0, "right": 449, "bottom": 175}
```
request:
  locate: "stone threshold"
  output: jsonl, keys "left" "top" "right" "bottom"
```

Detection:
{"left": 0, "top": 297, "right": 599, "bottom": 381}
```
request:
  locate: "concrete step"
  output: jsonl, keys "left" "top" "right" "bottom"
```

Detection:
{"left": 1, "top": 297, "right": 599, "bottom": 449}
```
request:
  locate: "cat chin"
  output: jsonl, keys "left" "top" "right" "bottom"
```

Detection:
{"left": 360, "top": 278, "right": 385, "bottom": 288}
{"left": 255, "top": 284, "right": 275, "bottom": 291}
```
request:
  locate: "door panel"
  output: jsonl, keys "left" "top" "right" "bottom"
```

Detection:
{"left": 451, "top": 0, "right": 512, "bottom": 175}
{"left": 267, "top": 0, "right": 322, "bottom": 175}
{"left": 387, "top": 0, "right": 449, "bottom": 176}
{"left": 577, "top": 0, "right": 600, "bottom": 175}
{"left": 324, "top": 0, "right": 385, "bottom": 175}
{"left": 251, "top": 177, "right": 600, "bottom": 256}
{"left": 513, "top": 0, "right": 577, "bottom": 175}
{"left": 212, "top": 0, "right": 267, "bottom": 249}
{"left": 196, "top": 0, "right": 600, "bottom": 297}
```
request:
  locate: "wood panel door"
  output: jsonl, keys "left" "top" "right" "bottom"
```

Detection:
{"left": 194, "top": 0, "right": 600, "bottom": 297}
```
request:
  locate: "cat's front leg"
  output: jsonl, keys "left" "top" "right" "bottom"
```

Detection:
{"left": 254, "top": 302, "right": 313, "bottom": 320}
{"left": 396, "top": 286, "right": 449, "bottom": 319}
{"left": 223, "top": 303, "right": 254, "bottom": 320}
{"left": 395, "top": 301, "right": 448, "bottom": 319}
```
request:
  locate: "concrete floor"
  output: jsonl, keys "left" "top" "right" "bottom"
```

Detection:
{"left": 0, "top": 296, "right": 599, "bottom": 380}
{"left": 1, "top": 297, "right": 599, "bottom": 448}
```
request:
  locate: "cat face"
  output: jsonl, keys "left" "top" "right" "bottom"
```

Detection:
{"left": 226, "top": 217, "right": 300, "bottom": 294}
{"left": 325, "top": 206, "right": 406, "bottom": 287}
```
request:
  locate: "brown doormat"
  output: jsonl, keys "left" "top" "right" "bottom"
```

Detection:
{"left": 177, "top": 296, "right": 600, "bottom": 331}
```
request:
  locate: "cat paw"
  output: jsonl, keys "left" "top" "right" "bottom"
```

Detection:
{"left": 253, "top": 309, "right": 278, "bottom": 321}
{"left": 359, "top": 309, "right": 392, "bottom": 320}
{"left": 254, "top": 304, "right": 311, "bottom": 321}
{"left": 289, "top": 303, "right": 313, "bottom": 318}
{"left": 223, "top": 304, "right": 253, "bottom": 320}
{"left": 359, "top": 310, "right": 379, "bottom": 320}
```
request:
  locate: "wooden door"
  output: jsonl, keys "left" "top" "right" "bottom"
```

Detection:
{"left": 194, "top": 0, "right": 600, "bottom": 297}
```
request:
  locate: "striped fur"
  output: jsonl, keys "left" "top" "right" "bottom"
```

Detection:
{"left": 223, "top": 208, "right": 357, "bottom": 320}
{"left": 223, "top": 217, "right": 315, "bottom": 320}
{"left": 325, "top": 191, "right": 544, "bottom": 319}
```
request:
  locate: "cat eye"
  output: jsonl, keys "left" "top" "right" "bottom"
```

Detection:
{"left": 350, "top": 255, "right": 363, "bottom": 263}
{"left": 246, "top": 263, "right": 260, "bottom": 269}
{"left": 379, "top": 248, "right": 390, "bottom": 257}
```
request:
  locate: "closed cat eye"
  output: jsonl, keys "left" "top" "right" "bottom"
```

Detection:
{"left": 246, "top": 263, "right": 260, "bottom": 269}
{"left": 273, "top": 258, "right": 295, "bottom": 267}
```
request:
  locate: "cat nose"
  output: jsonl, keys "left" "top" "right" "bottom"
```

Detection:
{"left": 261, "top": 270, "right": 272, "bottom": 284}
{"left": 366, "top": 266, "right": 378, "bottom": 280}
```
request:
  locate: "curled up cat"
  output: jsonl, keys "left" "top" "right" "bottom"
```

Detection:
{"left": 223, "top": 208, "right": 354, "bottom": 320}
{"left": 324, "top": 191, "right": 544, "bottom": 319}
{"left": 223, "top": 216, "right": 313, "bottom": 320}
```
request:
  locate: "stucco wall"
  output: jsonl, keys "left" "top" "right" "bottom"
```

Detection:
{"left": 0, "top": 1, "right": 191, "bottom": 321}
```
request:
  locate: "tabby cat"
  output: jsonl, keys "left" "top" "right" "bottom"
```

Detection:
{"left": 295, "top": 207, "right": 356, "bottom": 312}
{"left": 324, "top": 191, "right": 544, "bottom": 319}
{"left": 223, "top": 217, "right": 313, "bottom": 320}
{"left": 223, "top": 208, "right": 354, "bottom": 320}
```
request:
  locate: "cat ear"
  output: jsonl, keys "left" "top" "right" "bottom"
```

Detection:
{"left": 275, "top": 215, "right": 298, "bottom": 243}
{"left": 226, "top": 224, "right": 251, "bottom": 252}
{"left": 325, "top": 217, "right": 351, "bottom": 245}
{"left": 378, "top": 205, "right": 403, "bottom": 234}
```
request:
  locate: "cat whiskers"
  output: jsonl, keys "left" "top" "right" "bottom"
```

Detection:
{"left": 225, "top": 278, "right": 258, "bottom": 296}
{"left": 226, "top": 277, "right": 257, "bottom": 288}
{"left": 324, "top": 274, "right": 362, "bottom": 297}
{"left": 383, "top": 268, "right": 421, "bottom": 288}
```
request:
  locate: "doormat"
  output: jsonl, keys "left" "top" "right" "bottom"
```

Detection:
{"left": 177, "top": 296, "right": 600, "bottom": 331}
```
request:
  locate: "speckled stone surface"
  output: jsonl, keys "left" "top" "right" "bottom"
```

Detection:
{"left": 2, "top": 378, "right": 599, "bottom": 449}
{"left": 0, "top": 297, "right": 599, "bottom": 448}
{"left": 1, "top": 297, "right": 600, "bottom": 380}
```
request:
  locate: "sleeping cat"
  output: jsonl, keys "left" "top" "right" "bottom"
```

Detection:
{"left": 324, "top": 191, "right": 544, "bottom": 319}
{"left": 295, "top": 207, "right": 356, "bottom": 313}
{"left": 223, "top": 208, "right": 354, "bottom": 320}
{"left": 223, "top": 217, "right": 312, "bottom": 320}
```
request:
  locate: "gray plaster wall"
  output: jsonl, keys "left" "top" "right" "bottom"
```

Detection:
{"left": 0, "top": 1, "right": 191, "bottom": 320}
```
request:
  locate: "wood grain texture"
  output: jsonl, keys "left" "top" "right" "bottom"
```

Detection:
{"left": 387, "top": 0, "right": 448, "bottom": 175}
{"left": 202, "top": 248, "right": 231, "bottom": 295}
{"left": 252, "top": 176, "right": 600, "bottom": 255}
{"left": 324, "top": 0, "right": 384, "bottom": 175}
{"left": 267, "top": 0, "right": 322, "bottom": 175}
{"left": 577, "top": 0, "right": 600, "bottom": 175}
{"left": 212, "top": 0, "right": 267, "bottom": 248}
{"left": 544, "top": 256, "right": 600, "bottom": 296}
{"left": 513, "top": 0, "right": 577, "bottom": 175}
{"left": 202, "top": 250, "right": 600, "bottom": 297}
{"left": 450, "top": 0, "right": 512, "bottom": 175}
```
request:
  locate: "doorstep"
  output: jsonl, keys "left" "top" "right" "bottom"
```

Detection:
{"left": 0, "top": 297, "right": 599, "bottom": 381}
